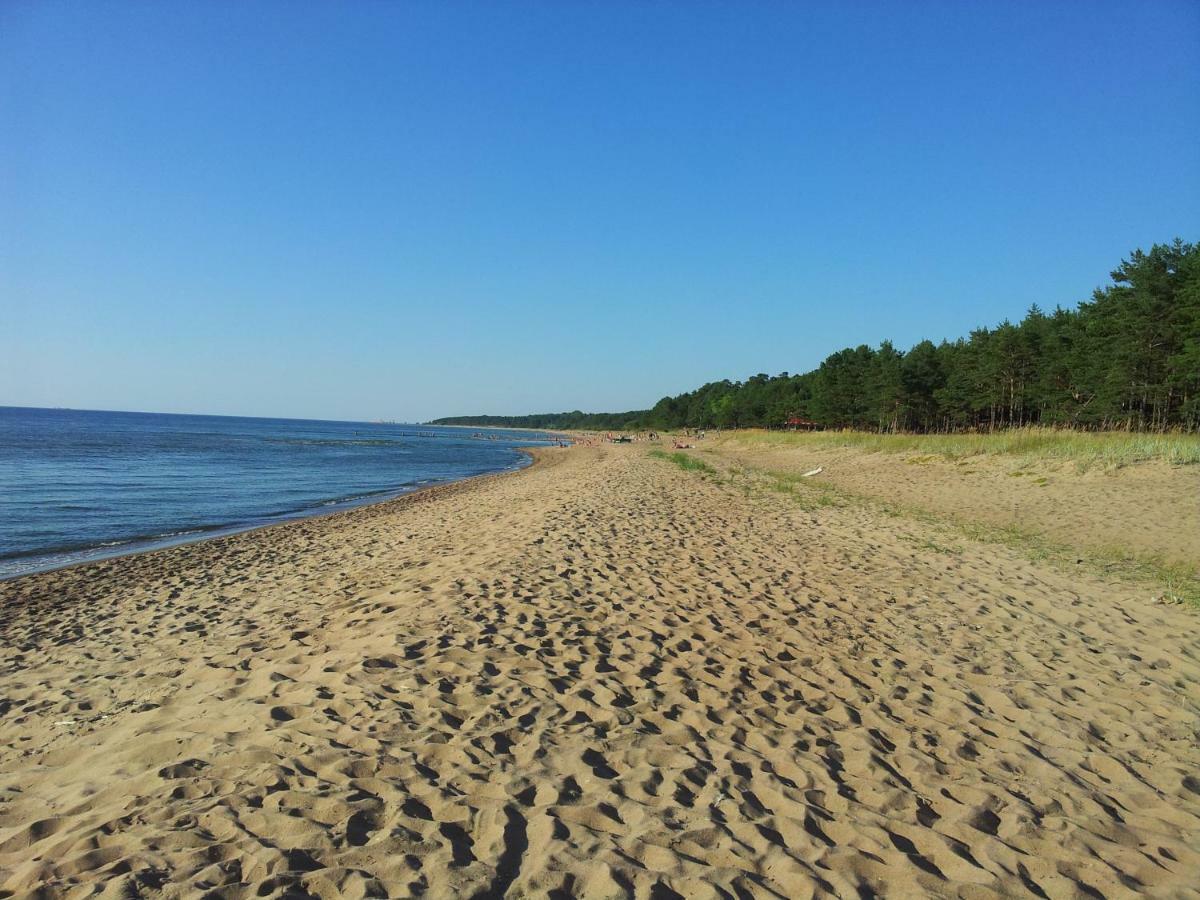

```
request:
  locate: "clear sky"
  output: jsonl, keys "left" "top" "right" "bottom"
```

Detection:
{"left": 3, "top": 1, "right": 1198, "bottom": 422}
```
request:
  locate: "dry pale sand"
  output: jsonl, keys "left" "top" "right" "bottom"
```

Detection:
{"left": 1, "top": 445, "right": 1199, "bottom": 899}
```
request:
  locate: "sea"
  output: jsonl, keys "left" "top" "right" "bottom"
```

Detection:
{"left": 0, "top": 406, "right": 560, "bottom": 580}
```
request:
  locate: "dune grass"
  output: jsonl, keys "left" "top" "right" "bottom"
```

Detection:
{"left": 720, "top": 427, "right": 1200, "bottom": 470}
{"left": 648, "top": 449, "right": 717, "bottom": 475}
{"left": 757, "top": 468, "right": 845, "bottom": 509}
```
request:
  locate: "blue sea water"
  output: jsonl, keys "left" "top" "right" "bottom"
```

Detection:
{"left": 0, "top": 407, "right": 559, "bottom": 579}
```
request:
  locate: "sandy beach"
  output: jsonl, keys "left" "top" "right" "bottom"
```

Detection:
{"left": 2, "top": 444, "right": 1198, "bottom": 899}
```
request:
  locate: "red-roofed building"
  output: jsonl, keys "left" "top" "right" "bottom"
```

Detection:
{"left": 784, "top": 416, "right": 821, "bottom": 431}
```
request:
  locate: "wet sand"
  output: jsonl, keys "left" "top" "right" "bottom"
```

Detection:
{"left": 1, "top": 445, "right": 1198, "bottom": 898}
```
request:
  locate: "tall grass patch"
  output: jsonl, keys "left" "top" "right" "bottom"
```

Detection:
{"left": 648, "top": 449, "right": 717, "bottom": 475}
{"left": 723, "top": 427, "right": 1200, "bottom": 469}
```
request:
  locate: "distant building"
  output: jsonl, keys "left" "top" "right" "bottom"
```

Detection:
{"left": 783, "top": 416, "right": 821, "bottom": 431}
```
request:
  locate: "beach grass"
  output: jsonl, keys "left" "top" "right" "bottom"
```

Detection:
{"left": 648, "top": 449, "right": 717, "bottom": 475}
{"left": 720, "top": 427, "right": 1200, "bottom": 470}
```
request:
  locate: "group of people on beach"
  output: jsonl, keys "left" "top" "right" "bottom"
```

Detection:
{"left": 604, "top": 431, "right": 658, "bottom": 443}
{"left": 565, "top": 428, "right": 715, "bottom": 448}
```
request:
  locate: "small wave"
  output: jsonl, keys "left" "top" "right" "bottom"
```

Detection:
{"left": 317, "top": 484, "right": 418, "bottom": 507}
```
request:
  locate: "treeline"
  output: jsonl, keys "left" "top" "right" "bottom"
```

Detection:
{"left": 432, "top": 240, "right": 1200, "bottom": 432}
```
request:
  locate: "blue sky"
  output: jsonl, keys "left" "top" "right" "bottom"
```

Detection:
{"left": 3, "top": 1, "right": 1198, "bottom": 422}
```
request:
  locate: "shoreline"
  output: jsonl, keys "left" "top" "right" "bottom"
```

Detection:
{"left": 0, "top": 446, "right": 543, "bottom": 590}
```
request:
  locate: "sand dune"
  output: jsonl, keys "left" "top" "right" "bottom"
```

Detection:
{"left": 2, "top": 445, "right": 1198, "bottom": 898}
{"left": 708, "top": 435, "right": 1200, "bottom": 568}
